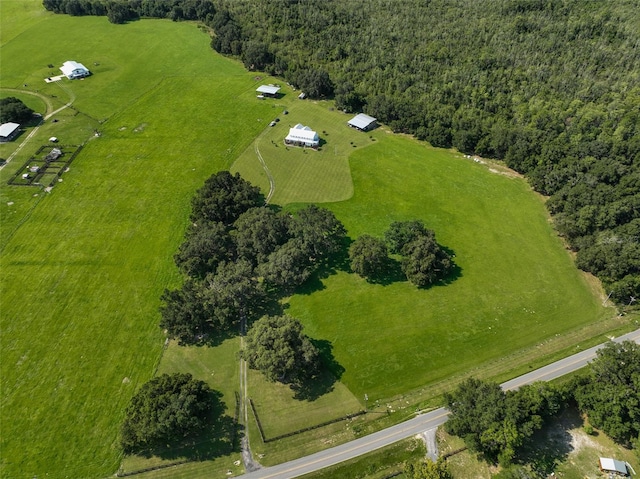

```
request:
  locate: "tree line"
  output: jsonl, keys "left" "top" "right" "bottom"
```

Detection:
{"left": 43, "top": 0, "right": 639, "bottom": 306}
{"left": 442, "top": 340, "right": 640, "bottom": 476}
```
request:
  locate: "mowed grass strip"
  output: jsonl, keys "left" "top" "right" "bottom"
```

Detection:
{"left": 0, "top": 11, "right": 275, "bottom": 479}
{"left": 284, "top": 134, "right": 611, "bottom": 401}
{"left": 231, "top": 98, "right": 359, "bottom": 204}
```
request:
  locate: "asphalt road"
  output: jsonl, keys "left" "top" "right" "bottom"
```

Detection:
{"left": 241, "top": 328, "right": 640, "bottom": 479}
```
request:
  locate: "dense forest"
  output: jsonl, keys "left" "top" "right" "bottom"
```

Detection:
{"left": 43, "top": 0, "right": 640, "bottom": 306}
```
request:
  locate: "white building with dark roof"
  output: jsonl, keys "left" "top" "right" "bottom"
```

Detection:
{"left": 285, "top": 123, "right": 319, "bottom": 148}
{"left": 348, "top": 113, "right": 377, "bottom": 131}
{"left": 60, "top": 61, "right": 90, "bottom": 79}
{"left": 0, "top": 122, "right": 20, "bottom": 142}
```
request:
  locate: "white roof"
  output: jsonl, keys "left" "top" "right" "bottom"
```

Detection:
{"left": 0, "top": 122, "right": 20, "bottom": 137}
{"left": 348, "top": 113, "right": 377, "bottom": 130}
{"left": 286, "top": 124, "right": 319, "bottom": 144}
{"left": 599, "top": 457, "right": 627, "bottom": 474}
{"left": 256, "top": 85, "right": 281, "bottom": 95}
{"left": 60, "top": 60, "right": 89, "bottom": 76}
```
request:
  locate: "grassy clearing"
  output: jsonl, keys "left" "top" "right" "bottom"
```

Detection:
{"left": 283, "top": 134, "right": 613, "bottom": 401}
{"left": 299, "top": 437, "right": 425, "bottom": 479}
{"left": 231, "top": 96, "right": 361, "bottom": 204}
{"left": 0, "top": 9, "right": 275, "bottom": 479}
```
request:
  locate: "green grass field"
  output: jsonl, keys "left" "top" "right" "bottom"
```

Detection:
{"left": 0, "top": 3, "right": 630, "bottom": 479}
{"left": 0, "top": 5, "right": 275, "bottom": 478}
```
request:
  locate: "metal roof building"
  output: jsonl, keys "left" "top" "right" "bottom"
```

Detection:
{"left": 0, "top": 122, "right": 20, "bottom": 142}
{"left": 60, "top": 60, "right": 90, "bottom": 79}
{"left": 348, "top": 113, "right": 377, "bottom": 131}
{"left": 599, "top": 457, "right": 628, "bottom": 476}
{"left": 256, "top": 85, "right": 281, "bottom": 97}
{"left": 285, "top": 124, "right": 319, "bottom": 148}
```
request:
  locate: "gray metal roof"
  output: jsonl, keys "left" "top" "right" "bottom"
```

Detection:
{"left": 348, "top": 113, "right": 377, "bottom": 130}
{"left": 256, "top": 85, "right": 281, "bottom": 95}
{"left": 0, "top": 122, "right": 20, "bottom": 138}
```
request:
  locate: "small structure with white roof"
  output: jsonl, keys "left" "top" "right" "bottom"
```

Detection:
{"left": 256, "top": 85, "right": 281, "bottom": 98}
{"left": 60, "top": 61, "right": 90, "bottom": 79}
{"left": 0, "top": 122, "right": 20, "bottom": 142}
{"left": 348, "top": 113, "right": 377, "bottom": 132}
{"left": 599, "top": 457, "right": 629, "bottom": 476}
{"left": 285, "top": 124, "right": 319, "bottom": 148}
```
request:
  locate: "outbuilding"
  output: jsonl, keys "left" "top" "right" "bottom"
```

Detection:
{"left": 60, "top": 60, "right": 91, "bottom": 79}
{"left": 285, "top": 123, "right": 319, "bottom": 148}
{"left": 348, "top": 113, "right": 377, "bottom": 132}
{"left": 0, "top": 122, "right": 20, "bottom": 142}
{"left": 599, "top": 457, "right": 628, "bottom": 476}
{"left": 256, "top": 85, "right": 281, "bottom": 98}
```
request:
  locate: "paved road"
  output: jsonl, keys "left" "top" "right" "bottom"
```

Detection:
{"left": 241, "top": 328, "right": 640, "bottom": 479}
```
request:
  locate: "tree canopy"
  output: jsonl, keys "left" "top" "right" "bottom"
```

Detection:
{"left": 404, "top": 459, "right": 453, "bottom": 479}
{"left": 349, "top": 234, "right": 389, "bottom": 280}
{"left": 445, "top": 378, "right": 562, "bottom": 465}
{"left": 243, "top": 314, "right": 321, "bottom": 384}
{"left": 120, "top": 373, "right": 219, "bottom": 452}
{"left": 190, "top": 171, "right": 262, "bottom": 226}
{"left": 573, "top": 340, "right": 640, "bottom": 445}
{"left": 0, "top": 97, "right": 34, "bottom": 124}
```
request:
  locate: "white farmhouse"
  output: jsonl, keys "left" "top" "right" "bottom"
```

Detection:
{"left": 60, "top": 61, "right": 91, "bottom": 79}
{"left": 285, "top": 124, "right": 319, "bottom": 148}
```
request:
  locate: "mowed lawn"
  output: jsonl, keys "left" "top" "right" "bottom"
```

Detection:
{"left": 0, "top": 8, "right": 276, "bottom": 479}
{"left": 282, "top": 136, "right": 611, "bottom": 401}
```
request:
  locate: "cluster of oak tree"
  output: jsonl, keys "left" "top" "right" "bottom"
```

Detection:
{"left": 43, "top": 0, "right": 639, "bottom": 306}
{"left": 350, "top": 221, "right": 454, "bottom": 287}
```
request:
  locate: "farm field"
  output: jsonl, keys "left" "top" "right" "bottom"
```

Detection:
{"left": 0, "top": 2, "right": 631, "bottom": 479}
{"left": 0, "top": 4, "right": 276, "bottom": 478}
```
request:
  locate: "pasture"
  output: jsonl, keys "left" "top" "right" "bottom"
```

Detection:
{"left": 0, "top": 5, "right": 275, "bottom": 478}
{"left": 0, "top": 2, "right": 627, "bottom": 479}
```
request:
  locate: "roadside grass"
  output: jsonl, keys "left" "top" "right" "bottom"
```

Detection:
{"left": 231, "top": 96, "right": 363, "bottom": 204}
{"left": 247, "top": 367, "right": 362, "bottom": 439}
{"left": 0, "top": 11, "right": 275, "bottom": 479}
{"left": 299, "top": 437, "right": 425, "bottom": 479}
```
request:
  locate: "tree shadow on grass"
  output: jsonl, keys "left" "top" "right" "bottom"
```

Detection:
{"left": 515, "top": 406, "right": 582, "bottom": 475}
{"left": 292, "top": 339, "right": 345, "bottom": 401}
{"left": 134, "top": 390, "right": 240, "bottom": 462}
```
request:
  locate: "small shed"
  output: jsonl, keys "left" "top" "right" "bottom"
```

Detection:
{"left": 0, "top": 122, "right": 20, "bottom": 142}
{"left": 348, "top": 113, "right": 377, "bottom": 132}
{"left": 60, "top": 60, "right": 91, "bottom": 79}
{"left": 256, "top": 85, "right": 281, "bottom": 98}
{"left": 599, "top": 457, "right": 628, "bottom": 476}
{"left": 285, "top": 123, "right": 319, "bottom": 148}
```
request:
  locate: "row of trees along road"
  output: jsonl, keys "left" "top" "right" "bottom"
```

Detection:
{"left": 444, "top": 341, "right": 640, "bottom": 474}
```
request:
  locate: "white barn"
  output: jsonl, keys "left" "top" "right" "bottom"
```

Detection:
{"left": 285, "top": 124, "right": 319, "bottom": 148}
{"left": 0, "top": 122, "right": 20, "bottom": 142}
{"left": 60, "top": 61, "right": 90, "bottom": 79}
{"left": 348, "top": 113, "right": 377, "bottom": 132}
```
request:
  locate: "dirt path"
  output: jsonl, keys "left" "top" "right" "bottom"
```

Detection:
{"left": 0, "top": 83, "right": 75, "bottom": 170}
{"left": 254, "top": 137, "right": 275, "bottom": 203}
{"left": 239, "top": 315, "right": 261, "bottom": 473}
{"left": 421, "top": 428, "right": 439, "bottom": 462}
